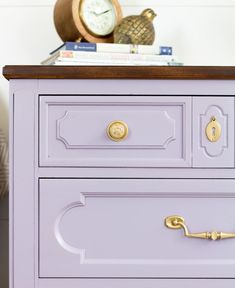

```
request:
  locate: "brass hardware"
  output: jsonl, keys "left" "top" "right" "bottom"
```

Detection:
{"left": 165, "top": 215, "right": 235, "bottom": 241}
{"left": 206, "top": 116, "right": 221, "bottom": 142}
{"left": 114, "top": 8, "right": 156, "bottom": 45}
{"left": 107, "top": 120, "right": 128, "bottom": 142}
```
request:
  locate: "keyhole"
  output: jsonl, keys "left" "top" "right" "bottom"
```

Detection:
{"left": 212, "top": 126, "right": 216, "bottom": 137}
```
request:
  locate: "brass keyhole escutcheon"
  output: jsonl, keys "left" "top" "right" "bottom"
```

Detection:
{"left": 107, "top": 120, "right": 128, "bottom": 142}
{"left": 205, "top": 117, "right": 221, "bottom": 142}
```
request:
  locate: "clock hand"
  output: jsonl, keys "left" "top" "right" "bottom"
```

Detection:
{"left": 90, "top": 10, "right": 99, "bottom": 16}
{"left": 100, "top": 9, "right": 110, "bottom": 15}
{"left": 95, "top": 9, "right": 111, "bottom": 16}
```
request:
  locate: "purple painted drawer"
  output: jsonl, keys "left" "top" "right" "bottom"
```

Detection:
{"left": 193, "top": 97, "right": 234, "bottom": 167}
{"left": 39, "top": 95, "right": 191, "bottom": 167}
{"left": 39, "top": 178, "right": 235, "bottom": 278}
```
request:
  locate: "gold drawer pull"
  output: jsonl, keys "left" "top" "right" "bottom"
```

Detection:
{"left": 107, "top": 120, "right": 128, "bottom": 142}
{"left": 165, "top": 215, "right": 235, "bottom": 241}
{"left": 205, "top": 116, "right": 221, "bottom": 142}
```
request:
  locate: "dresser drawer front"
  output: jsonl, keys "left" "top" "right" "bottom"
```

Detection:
{"left": 39, "top": 96, "right": 191, "bottom": 167}
{"left": 39, "top": 179, "right": 235, "bottom": 278}
{"left": 193, "top": 97, "right": 234, "bottom": 167}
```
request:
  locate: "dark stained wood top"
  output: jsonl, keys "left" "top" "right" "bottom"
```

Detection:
{"left": 3, "top": 65, "right": 235, "bottom": 80}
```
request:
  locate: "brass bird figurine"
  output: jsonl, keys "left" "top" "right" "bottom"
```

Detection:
{"left": 114, "top": 8, "right": 157, "bottom": 45}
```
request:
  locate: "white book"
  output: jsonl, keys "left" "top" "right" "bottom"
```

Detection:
{"left": 57, "top": 51, "right": 178, "bottom": 63}
{"left": 54, "top": 60, "right": 173, "bottom": 66}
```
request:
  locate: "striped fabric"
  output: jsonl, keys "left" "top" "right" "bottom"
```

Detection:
{"left": 0, "top": 129, "right": 8, "bottom": 199}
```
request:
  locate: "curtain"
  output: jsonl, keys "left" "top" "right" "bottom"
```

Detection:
{"left": 0, "top": 129, "right": 8, "bottom": 199}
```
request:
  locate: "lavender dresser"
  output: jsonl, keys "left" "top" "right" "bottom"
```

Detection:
{"left": 3, "top": 65, "right": 235, "bottom": 288}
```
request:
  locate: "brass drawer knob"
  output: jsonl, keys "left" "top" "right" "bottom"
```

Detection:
{"left": 107, "top": 120, "right": 128, "bottom": 142}
{"left": 165, "top": 215, "right": 235, "bottom": 241}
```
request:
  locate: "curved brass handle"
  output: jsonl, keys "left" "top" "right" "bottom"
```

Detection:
{"left": 107, "top": 120, "right": 128, "bottom": 142}
{"left": 205, "top": 116, "right": 221, "bottom": 142}
{"left": 165, "top": 215, "right": 235, "bottom": 241}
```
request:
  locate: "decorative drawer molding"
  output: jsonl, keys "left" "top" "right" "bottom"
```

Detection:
{"left": 193, "top": 97, "right": 234, "bottom": 168}
{"left": 39, "top": 95, "right": 191, "bottom": 168}
{"left": 40, "top": 178, "right": 235, "bottom": 278}
{"left": 1, "top": 0, "right": 235, "bottom": 7}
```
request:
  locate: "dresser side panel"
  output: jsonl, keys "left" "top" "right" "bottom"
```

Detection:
{"left": 11, "top": 80, "right": 38, "bottom": 288}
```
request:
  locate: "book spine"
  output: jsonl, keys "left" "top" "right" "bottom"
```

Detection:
{"left": 159, "top": 46, "right": 173, "bottom": 55}
{"left": 59, "top": 51, "right": 177, "bottom": 63}
{"left": 54, "top": 61, "right": 170, "bottom": 66}
{"left": 64, "top": 42, "right": 172, "bottom": 55}
{"left": 65, "top": 42, "right": 97, "bottom": 52}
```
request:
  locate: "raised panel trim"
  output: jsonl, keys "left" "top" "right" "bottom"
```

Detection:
{"left": 40, "top": 95, "right": 191, "bottom": 168}
{"left": 56, "top": 108, "right": 176, "bottom": 150}
{"left": 193, "top": 97, "right": 234, "bottom": 168}
{"left": 55, "top": 189, "right": 235, "bottom": 265}
{"left": 40, "top": 179, "right": 235, "bottom": 278}
{"left": 38, "top": 278, "right": 235, "bottom": 288}
{"left": 200, "top": 105, "right": 228, "bottom": 157}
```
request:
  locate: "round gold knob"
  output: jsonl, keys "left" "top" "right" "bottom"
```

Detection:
{"left": 107, "top": 120, "right": 128, "bottom": 142}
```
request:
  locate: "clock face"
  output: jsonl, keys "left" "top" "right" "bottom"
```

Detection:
{"left": 80, "top": 0, "right": 117, "bottom": 36}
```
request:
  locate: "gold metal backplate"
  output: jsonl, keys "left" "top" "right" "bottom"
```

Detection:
{"left": 165, "top": 215, "right": 185, "bottom": 229}
{"left": 206, "top": 116, "right": 221, "bottom": 142}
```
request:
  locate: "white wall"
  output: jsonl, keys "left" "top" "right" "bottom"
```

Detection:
{"left": 0, "top": 1, "right": 235, "bottom": 287}
{"left": 0, "top": 0, "right": 235, "bottom": 132}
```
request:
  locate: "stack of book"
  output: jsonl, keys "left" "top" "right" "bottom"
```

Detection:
{"left": 41, "top": 42, "right": 182, "bottom": 66}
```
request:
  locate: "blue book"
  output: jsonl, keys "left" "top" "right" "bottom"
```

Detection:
{"left": 159, "top": 46, "right": 173, "bottom": 55}
{"left": 50, "top": 42, "right": 173, "bottom": 55}
{"left": 50, "top": 42, "right": 97, "bottom": 54}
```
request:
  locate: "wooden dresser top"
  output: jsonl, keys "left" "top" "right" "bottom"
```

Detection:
{"left": 3, "top": 65, "right": 235, "bottom": 80}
